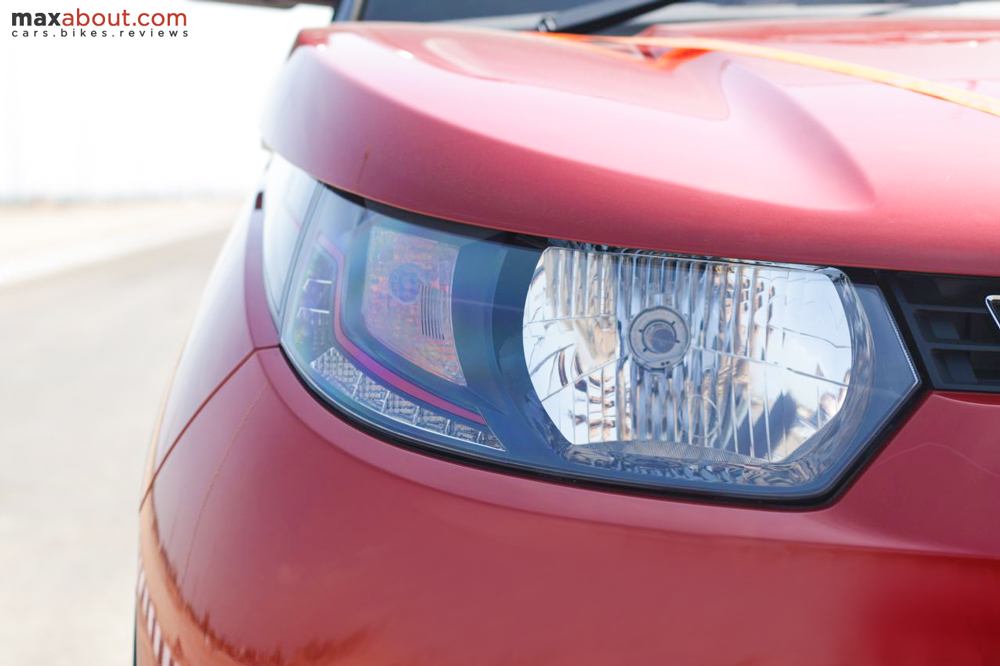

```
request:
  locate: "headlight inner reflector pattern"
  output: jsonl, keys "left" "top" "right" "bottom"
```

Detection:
{"left": 523, "top": 247, "right": 871, "bottom": 488}
{"left": 281, "top": 189, "right": 504, "bottom": 455}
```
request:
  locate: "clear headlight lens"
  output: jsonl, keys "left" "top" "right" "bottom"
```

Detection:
{"left": 267, "top": 159, "right": 919, "bottom": 501}
{"left": 361, "top": 225, "right": 466, "bottom": 386}
{"left": 523, "top": 248, "right": 870, "bottom": 489}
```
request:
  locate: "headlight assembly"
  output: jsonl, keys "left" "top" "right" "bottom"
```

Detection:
{"left": 266, "top": 158, "right": 919, "bottom": 502}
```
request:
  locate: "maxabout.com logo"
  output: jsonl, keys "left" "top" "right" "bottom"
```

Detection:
{"left": 11, "top": 9, "right": 188, "bottom": 38}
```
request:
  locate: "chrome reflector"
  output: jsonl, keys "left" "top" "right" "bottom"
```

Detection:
{"left": 522, "top": 247, "right": 870, "bottom": 485}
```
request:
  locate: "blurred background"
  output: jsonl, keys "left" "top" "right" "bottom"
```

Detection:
{"left": 0, "top": 1, "right": 331, "bottom": 663}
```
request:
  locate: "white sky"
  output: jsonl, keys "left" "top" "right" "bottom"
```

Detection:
{"left": 0, "top": 0, "right": 332, "bottom": 201}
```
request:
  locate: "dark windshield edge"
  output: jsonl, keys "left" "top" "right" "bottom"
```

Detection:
{"left": 537, "top": 0, "right": 679, "bottom": 32}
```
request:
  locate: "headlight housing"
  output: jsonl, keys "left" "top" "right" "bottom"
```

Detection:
{"left": 265, "top": 159, "right": 919, "bottom": 502}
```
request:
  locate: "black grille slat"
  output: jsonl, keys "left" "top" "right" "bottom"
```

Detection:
{"left": 889, "top": 273, "right": 1000, "bottom": 392}
{"left": 920, "top": 341, "right": 1000, "bottom": 353}
{"left": 911, "top": 303, "right": 985, "bottom": 314}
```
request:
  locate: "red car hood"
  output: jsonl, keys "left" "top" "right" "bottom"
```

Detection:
{"left": 263, "top": 19, "right": 1000, "bottom": 275}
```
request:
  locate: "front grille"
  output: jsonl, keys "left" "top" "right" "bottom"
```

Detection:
{"left": 889, "top": 273, "right": 1000, "bottom": 392}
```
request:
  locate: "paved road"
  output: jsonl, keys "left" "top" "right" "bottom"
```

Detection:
{"left": 0, "top": 208, "right": 234, "bottom": 665}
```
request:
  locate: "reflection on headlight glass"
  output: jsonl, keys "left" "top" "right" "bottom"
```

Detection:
{"left": 523, "top": 247, "right": 869, "bottom": 487}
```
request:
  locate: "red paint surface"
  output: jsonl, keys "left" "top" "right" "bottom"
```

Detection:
{"left": 151, "top": 194, "right": 277, "bottom": 473}
{"left": 140, "top": 16, "right": 1000, "bottom": 666}
{"left": 139, "top": 347, "right": 1000, "bottom": 665}
{"left": 265, "top": 19, "right": 1000, "bottom": 276}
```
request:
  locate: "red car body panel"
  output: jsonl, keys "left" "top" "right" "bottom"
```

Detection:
{"left": 138, "top": 351, "right": 1000, "bottom": 665}
{"left": 138, "top": 16, "right": 1000, "bottom": 666}
{"left": 149, "top": 195, "right": 278, "bottom": 475}
{"left": 264, "top": 19, "right": 1000, "bottom": 276}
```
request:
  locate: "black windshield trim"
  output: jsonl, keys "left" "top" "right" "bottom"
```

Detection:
{"left": 537, "top": 0, "right": 679, "bottom": 32}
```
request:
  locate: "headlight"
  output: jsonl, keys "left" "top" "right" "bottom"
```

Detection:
{"left": 266, "top": 158, "right": 919, "bottom": 502}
